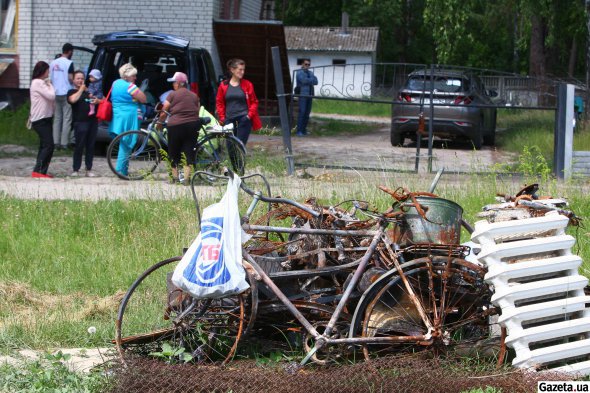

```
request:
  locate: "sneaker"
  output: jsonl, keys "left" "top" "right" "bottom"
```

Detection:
{"left": 85, "top": 170, "right": 97, "bottom": 177}
{"left": 32, "top": 171, "right": 52, "bottom": 179}
{"left": 296, "top": 132, "right": 306, "bottom": 137}
{"left": 70, "top": 171, "right": 80, "bottom": 177}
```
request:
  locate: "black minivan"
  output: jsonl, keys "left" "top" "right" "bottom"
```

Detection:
{"left": 78, "top": 30, "right": 218, "bottom": 144}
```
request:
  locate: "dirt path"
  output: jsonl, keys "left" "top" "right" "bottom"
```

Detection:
{"left": 0, "top": 122, "right": 516, "bottom": 200}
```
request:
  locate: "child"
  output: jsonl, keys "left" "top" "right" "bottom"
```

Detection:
{"left": 87, "top": 69, "right": 103, "bottom": 116}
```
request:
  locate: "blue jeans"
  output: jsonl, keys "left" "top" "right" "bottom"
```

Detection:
{"left": 297, "top": 97, "right": 313, "bottom": 134}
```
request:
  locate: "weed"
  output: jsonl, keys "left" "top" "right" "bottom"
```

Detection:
{"left": 149, "top": 342, "right": 193, "bottom": 364}
{"left": 0, "top": 350, "right": 109, "bottom": 392}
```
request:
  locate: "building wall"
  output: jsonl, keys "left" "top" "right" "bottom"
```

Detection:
{"left": 16, "top": 0, "right": 263, "bottom": 89}
{"left": 288, "top": 51, "right": 374, "bottom": 97}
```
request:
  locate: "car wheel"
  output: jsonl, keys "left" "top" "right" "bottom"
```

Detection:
{"left": 390, "top": 126, "right": 403, "bottom": 146}
{"left": 472, "top": 118, "right": 484, "bottom": 150}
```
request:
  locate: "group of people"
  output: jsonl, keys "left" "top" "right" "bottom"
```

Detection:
{"left": 29, "top": 43, "right": 103, "bottom": 178}
{"left": 29, "top": 46, "right": 318, "bottom": 182}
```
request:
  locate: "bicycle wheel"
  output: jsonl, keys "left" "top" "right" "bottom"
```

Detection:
{"left": 115, "top": 256, "right": 250, "bottom": 365}
{"left": 107, "top": 130, "right": 161, "bottom": 180}
{"left": 350, "top": 256, "right": 496, "bottom": 360}
{"left": 194, "top": 135, "right": 246, "bottom": 183}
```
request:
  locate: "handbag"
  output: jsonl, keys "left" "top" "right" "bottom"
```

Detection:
{"left": 96, "top": 87, "right": 113, "bottom": 122}
{"left": 172, "top": 176, "right": 250, "bottom": 299}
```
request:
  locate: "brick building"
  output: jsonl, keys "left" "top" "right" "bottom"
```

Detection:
{"left": 0, "top": 0, "right": 273, "bottom": 99}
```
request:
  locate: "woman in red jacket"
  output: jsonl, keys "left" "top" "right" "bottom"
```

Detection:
{"left": 216, "top": 58, "right": 262, "bottom": 146}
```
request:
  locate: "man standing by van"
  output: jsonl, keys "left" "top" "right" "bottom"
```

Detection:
{"left": 50, "top": 43, "right": 74, "bottom": 149}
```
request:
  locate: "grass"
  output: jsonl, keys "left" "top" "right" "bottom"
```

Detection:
{"left": 312, "top": 99, "right": 391, "bottom": 117}
{"left": 0, "top": 103, "right": 37, "bottom": 148}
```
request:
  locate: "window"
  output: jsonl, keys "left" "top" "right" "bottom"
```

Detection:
{"left": 332, "top": 59, "right": 346, "bottom": 66}
{"left": 0, "top": 0, "right": 16, "bottom": 50}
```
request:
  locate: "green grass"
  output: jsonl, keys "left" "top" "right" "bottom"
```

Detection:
{"left": 312, "top": 99, "right": 391, "bottom": 117}
{"left": 306, "top": 118, "right": 377, "bottom": 137}
{"left": 0, "top": 103, "right": 38, "bottom": 148}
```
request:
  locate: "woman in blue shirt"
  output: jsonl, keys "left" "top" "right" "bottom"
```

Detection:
{"left": 108, "top": 63, "right": 147, "bottom": 175}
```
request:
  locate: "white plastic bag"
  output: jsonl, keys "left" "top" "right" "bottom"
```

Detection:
{"left": 172, "top": 176, "right": 250, "bottom": 299}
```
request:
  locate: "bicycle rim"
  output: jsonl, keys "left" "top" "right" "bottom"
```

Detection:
{"left": 195, "top": 135, "right": 246, "bottom": 184}
{"left": 107, "top": 130, "right": 160, "bottom": 180}
{"left": 353, "top": 256, "right": 496, "bottom": 360}
{"left": 115, "top": 256, "right": 246, "bottom": 365}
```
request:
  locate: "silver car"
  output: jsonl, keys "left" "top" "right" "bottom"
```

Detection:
{"left": 391, "top": 69, "right": 497, "bottom": 149}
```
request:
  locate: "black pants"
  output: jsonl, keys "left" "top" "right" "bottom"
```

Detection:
{"left": 227, "top": 115, "right": 251, "bottom": 146}
{"left": 72, "top": 119, "right": 98, "bottom": 171}
{"left": 32, "top": 117, "right": 54, "bottom": 174}
{"left": 167, "top": 120, "right": 200, "bottom": 168}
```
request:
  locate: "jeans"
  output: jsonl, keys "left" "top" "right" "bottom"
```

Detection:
{"left": 72, "top": 119, "right": 98, "bottom": 171}
{"left": 32, "top": 117, "right": 55, "bottom": 174}
{"left": 227, "top": 115, "right": 251, "bottom": 146}
{"left": 297, "top": 97, "right": 313, "bottom": 134}
{"left": 53, "top": 95, "right": 72, "bottom": 146}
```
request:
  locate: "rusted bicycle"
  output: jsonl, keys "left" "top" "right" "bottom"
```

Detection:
{"left": 115, "top": 170, "right": 500, "bottom": 366}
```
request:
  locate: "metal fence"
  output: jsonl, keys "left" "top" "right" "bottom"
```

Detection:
{"left": 292, "top": 62, "right": 570, "bottom": 109}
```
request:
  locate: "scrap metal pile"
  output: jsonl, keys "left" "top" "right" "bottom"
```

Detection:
{"left": 115, "top": 179, "right": 587, "bottom": 377}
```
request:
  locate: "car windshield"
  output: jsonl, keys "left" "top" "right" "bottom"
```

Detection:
{"left": 406, "top": 76, "right": 467, "bottom": 93}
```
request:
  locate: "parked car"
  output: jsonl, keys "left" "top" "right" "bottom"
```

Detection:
{"left": 391, "top": 69, "right": 497, "bottom": 149}
{"left": 79, "top": 30, "right": 218, "bottom": 145}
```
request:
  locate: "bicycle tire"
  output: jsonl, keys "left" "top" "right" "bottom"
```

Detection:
{"left": 107, "top": 130, "right": 161, "bottom": 180}
{"left": 349, "top": 256, "right": 497, "bottom": 361}
{"left": 194, "top": 134, "right": 246, "bottom": 184}
{"left": 115, "top": 256, "right": 248, "bottom": 365}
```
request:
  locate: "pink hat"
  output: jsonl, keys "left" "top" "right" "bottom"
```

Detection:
{"left": 167, "top": 72, "right": 188, "bottom": 83}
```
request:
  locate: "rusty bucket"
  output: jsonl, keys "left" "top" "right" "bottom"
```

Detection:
{"left": 396, "top": 197, "right": 463, "bottom": 246}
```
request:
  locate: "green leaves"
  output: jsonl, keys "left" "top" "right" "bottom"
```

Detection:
{"left": 149, "top": 342, "right": 194, "bottom": 364}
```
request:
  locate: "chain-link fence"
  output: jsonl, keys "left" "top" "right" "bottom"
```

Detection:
{"left": 109, "top": 354, "right": 569, "bottom": 393}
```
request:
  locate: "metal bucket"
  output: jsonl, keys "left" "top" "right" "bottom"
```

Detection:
{"left": 395, "top": 196, "right": 463, "bottom": 246}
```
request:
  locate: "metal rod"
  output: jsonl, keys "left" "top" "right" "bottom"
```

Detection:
{"left": 242, "top": 251, "right": 319, "bottom": 338}
{"left": 428, "top": 167, "right": 444, "bottom": 193}
{"left": 324, "top": 225, "right": 385, "bottom": 337}
{"left": 243, "top": 224, "right": 378, "bottom": 237}
{"left": 271, "top": 46, "right": 295, "bottom": 175}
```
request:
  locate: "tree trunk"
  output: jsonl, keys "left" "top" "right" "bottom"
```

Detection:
{"left": 529, "top": 13, "right": 546, "bottom": 77}
{"left": 568, "top": 36, "right": 578, "bottom": 78}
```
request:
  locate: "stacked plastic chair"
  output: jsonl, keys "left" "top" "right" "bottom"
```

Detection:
{"left": 471, "top": 196, "right": 590, "bottom": 376}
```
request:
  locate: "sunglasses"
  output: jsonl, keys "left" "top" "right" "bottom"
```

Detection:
{"left": 303, "top": 63, "right": 310, "bottom": 66}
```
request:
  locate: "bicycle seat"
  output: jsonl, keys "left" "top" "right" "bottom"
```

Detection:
{"left": 199, "top": 117, "right": 211, "bottom": 126}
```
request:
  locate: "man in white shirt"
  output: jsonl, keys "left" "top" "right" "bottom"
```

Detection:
{"left": 49, "top": 43, "right": 74, "bottom": 149}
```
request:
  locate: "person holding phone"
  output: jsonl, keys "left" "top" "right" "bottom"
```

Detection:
{"left": 67, "top": 70, "right": 100, "bottom": 177}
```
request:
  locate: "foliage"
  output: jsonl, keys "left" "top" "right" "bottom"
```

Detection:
{"left": 149, "top": 342, "right": 193, "bottom": 364}
{"left": 274, "top": 0, "right": 587, "bottom": 78}
{"left": 0, "top": 351, "right": 109, "bottom": 392}
{"left": 0, "top": 103, "right": 37, "bottom": 148}
{"left": 423, "top": 0, "right": 471, "bottom": 64}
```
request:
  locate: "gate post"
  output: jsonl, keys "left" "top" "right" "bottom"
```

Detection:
{"left": 271, "top": 46, "right": 295, "bottom": 175}
{"left": 553, "top": 83, "right": 574, "bottom": 180}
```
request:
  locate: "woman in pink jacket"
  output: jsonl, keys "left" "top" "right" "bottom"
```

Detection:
{"left": 29, "top": 61, "right": 56, "bottom": 178}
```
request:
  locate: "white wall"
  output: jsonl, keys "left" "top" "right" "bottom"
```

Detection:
{"left": 287, "top": 51, "right": 374, "bottom": 97}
